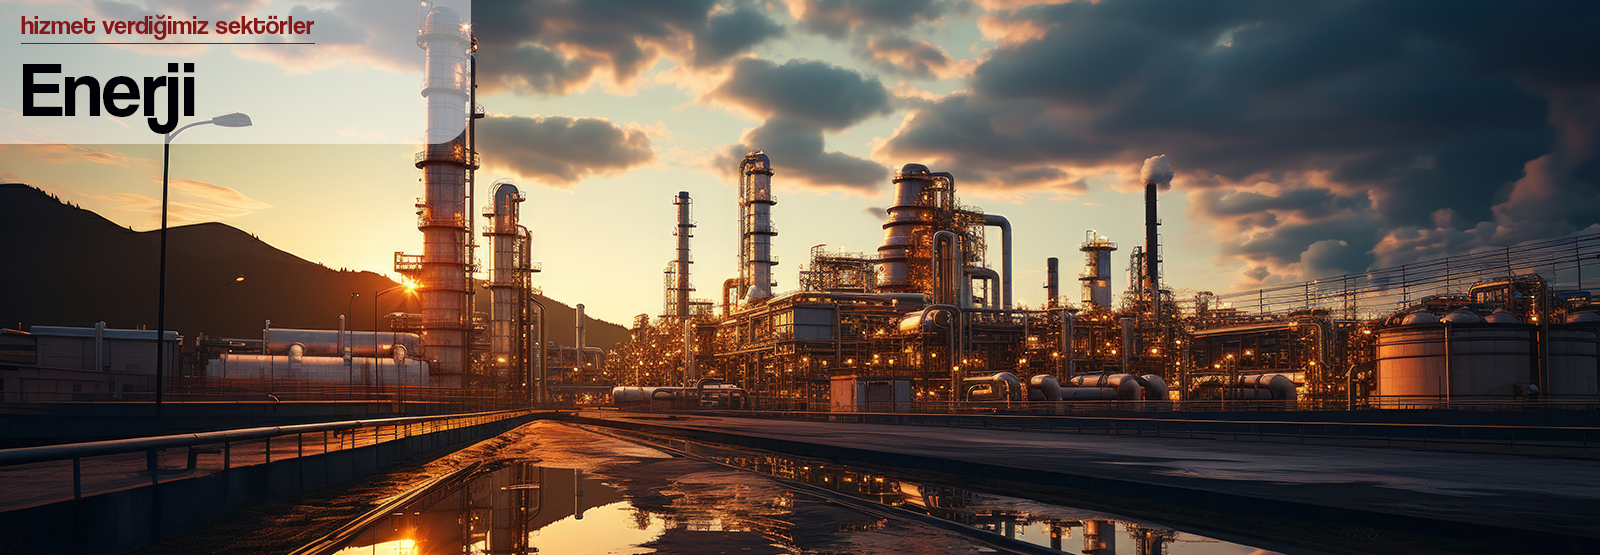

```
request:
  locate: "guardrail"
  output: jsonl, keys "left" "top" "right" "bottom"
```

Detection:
{"left": 0, "top": 409, "right": 533, "bottom": 512}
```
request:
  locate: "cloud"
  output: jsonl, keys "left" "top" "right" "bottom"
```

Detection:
{"left": 711, "top": 58, "right": 895, "bottom": 128}
{"left": 880, "top": 0, "right": 1600, "bottom": 286}
{"left": 858, "top": 36, "right": 975, "bottom": 79}
{"left": 706, "top": 59, "right": 893, "bottom": 191}
{"left": 719, "top": 119, "right": 888, "bottom": 191}
{"left": 474, "top": 0, "right": 787, "bottom": 96}
{"left": 18, "top": 144, "right": 142, "bottom": 167}
{"left": 787, "top": 0, "right": 960, "bottom": 39}
{"left": 693, "top": 3, "right": 787, "bottom": 67}
{"left": 82, "top": 177, "right": 275, "bottom": 227}
{"left": 476, "top": 115, "right": 655, "bottom": 188}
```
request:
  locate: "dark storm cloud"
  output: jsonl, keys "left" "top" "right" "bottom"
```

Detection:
{"left": 790, "top": 0, "right": 961, "bottom": 38}
{"left": 712, "top": 58, "right": 895, "bottom": 129}
{"left": 694, "top": 3, "right": 787, "bottom": 67}
{"left": 881, "top": 0, "right": 1600, "bottom": 285}
{"left": 473, "top": 0, "right": 785, "bottom": 94}
{"left": 720, "top": 119, "right": 888, "bottom": 191}
{"left": 477, "top": 115, "right": 655, "bottom": 187}
{"left": 709, "top": 59, "right": 894, "bottom": 190}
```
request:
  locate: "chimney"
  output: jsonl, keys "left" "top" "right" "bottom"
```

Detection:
{"left": 1045, "top": 257, "right": 1060, "bottom": 309}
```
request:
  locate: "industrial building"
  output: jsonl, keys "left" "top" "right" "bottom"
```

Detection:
{"left": 607, "top": 151, "right": 1600, "bottom": 410}
{"left": 0, "top": 324, "right": 178, "bottom": 402}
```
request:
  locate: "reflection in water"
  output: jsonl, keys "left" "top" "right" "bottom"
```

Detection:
{"left": 325, "top": 450, "right": 1285, "bottom": 555}
{"left": 329, "top": 463, "right": 656, "bottom": 555}
{"left": 704, "top": 449, "right": 1280, "bottom": 555}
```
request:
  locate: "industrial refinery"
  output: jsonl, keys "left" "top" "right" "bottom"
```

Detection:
{"left": 607, "top": 153, "right": 1600, "bottom": 411}
{"left": 6, "top": 3, "right": 1594, "bottom": 418}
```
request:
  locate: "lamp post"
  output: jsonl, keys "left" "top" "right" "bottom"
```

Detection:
{"left": 374, "top": 281, "right": 416, "bottom": 409}
{"left": 155, "top": 112, "right": 252, "bottom": 419}
{"left": 207, "top": 275, "right": 245, "bottom": 335}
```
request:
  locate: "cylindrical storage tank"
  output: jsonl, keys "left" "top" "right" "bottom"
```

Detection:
{"left": 1066, "top": 373, "right": 1144, "bottom": 400}
{"left": 1546, "top": 326, "right": 1599, "bottom": 399}
{"left": 206, "top": 354, "right": 428, "bottom": 385}
{"left": 1374, "top": 319, "right": 1534, "bottom": 406}
{"left": 265, "top": 329, "right": 422, "bottom": 358}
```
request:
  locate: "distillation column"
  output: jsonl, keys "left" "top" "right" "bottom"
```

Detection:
{"left": 486, "top": 180, "right": 523, "bottom": 382}
{"left": 739, "top": 151, "right": 776, "bottom": 302}
{"left": 415, "top": 6, "right": 474, "bottom": 388}
{"left": 673, "top": 191, "right": 694, "bottom": 318}
{"left": 1080, "top": 230, "right": 1117, "bottom": 308}
{"left": 878, "top": 164, "right": 937, "bottom": 293}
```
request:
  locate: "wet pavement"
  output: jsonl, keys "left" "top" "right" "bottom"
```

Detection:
{"left": 572, "top": 412, "right": 1600, "bottom": 542}
{"left": 312, "top": 421, "right": 1299, "bottom": 555}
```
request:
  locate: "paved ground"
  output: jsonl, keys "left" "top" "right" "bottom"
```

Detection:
{"left": 580, "top": 412, "right": 1600, "bottom": 541}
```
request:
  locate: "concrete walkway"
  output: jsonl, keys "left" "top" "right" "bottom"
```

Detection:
{"left": 577, "top": 412, "right": 1600, "bottom": 543}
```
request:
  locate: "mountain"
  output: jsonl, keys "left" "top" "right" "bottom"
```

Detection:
{"left": 0, "top": 184, "right": 629, "bottom": 350}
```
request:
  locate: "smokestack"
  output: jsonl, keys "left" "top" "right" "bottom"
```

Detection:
{"left": 1045, "top": 257, "right": 1060, "bottom": 308}
{"left": 414, "top": 6, "right": 474, "bottom": 388}
{"left": 1140, "top": 155, "right": 1173, "bottom": 322}
{"left": 674, "top": 192, "right": 694, "bottom": 319}
{"left": 739, "top": 151, "right": 776, "bottom": 303}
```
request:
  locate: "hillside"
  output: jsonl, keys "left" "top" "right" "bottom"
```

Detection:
{"left": 0, "top": 184, "right": 629, "bottom": 350}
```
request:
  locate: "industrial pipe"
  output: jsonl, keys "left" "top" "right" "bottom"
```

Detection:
{"left": 1028, "top": 374, "right": 1062, "bottom": 401}
{"left": 982, "top": 214, "right": 1013, "bottom": 309}
{"left": 529, "top": 297, "right": 547, "bottom": 404}
{"left": 933, "top": 231, "right": 959, "bottom": 306}
{"left": 575, "top": 303, "right": 587, "bottom": 368}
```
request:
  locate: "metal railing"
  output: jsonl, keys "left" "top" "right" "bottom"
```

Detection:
{"left": 0, "top": 409, "right": 534, "bottom": 513}
{"left": 1214, "top": 230, "right": 1600, "bottom": 318}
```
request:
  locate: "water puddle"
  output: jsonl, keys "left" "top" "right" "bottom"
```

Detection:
{"left": 320, "top": 427, "right": 1312, "bottom": 555}
{"left": 328, "top": 463, "right": 665, "bottom": 555}
{"left": 648, "top": 434, "right": 1306, "bottom": 555}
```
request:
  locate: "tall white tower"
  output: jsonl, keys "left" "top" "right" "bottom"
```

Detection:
{"left": 413, "top": 5, "right": 475, "bottom": 387}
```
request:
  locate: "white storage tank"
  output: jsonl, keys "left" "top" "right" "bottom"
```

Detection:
{"left": 1374, "top": 310, "right": 1535, "bottom": 406}
{"left": 1547, "top": 325, "right": 1599, "bottom": 399}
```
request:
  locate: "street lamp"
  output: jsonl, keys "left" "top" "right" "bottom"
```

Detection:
{"left": 207, "top": 274, "right": 245, "bottom": 336}
{"left": 375, "top": 280, "right": 417, "bottom": 410}
{"left": 155, "top": 112, "right": 252, "bottom": 419}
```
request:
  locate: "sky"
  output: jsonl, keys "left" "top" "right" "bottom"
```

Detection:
{"left": 3, "top": 0, "right": 1599, "bottom": 326}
